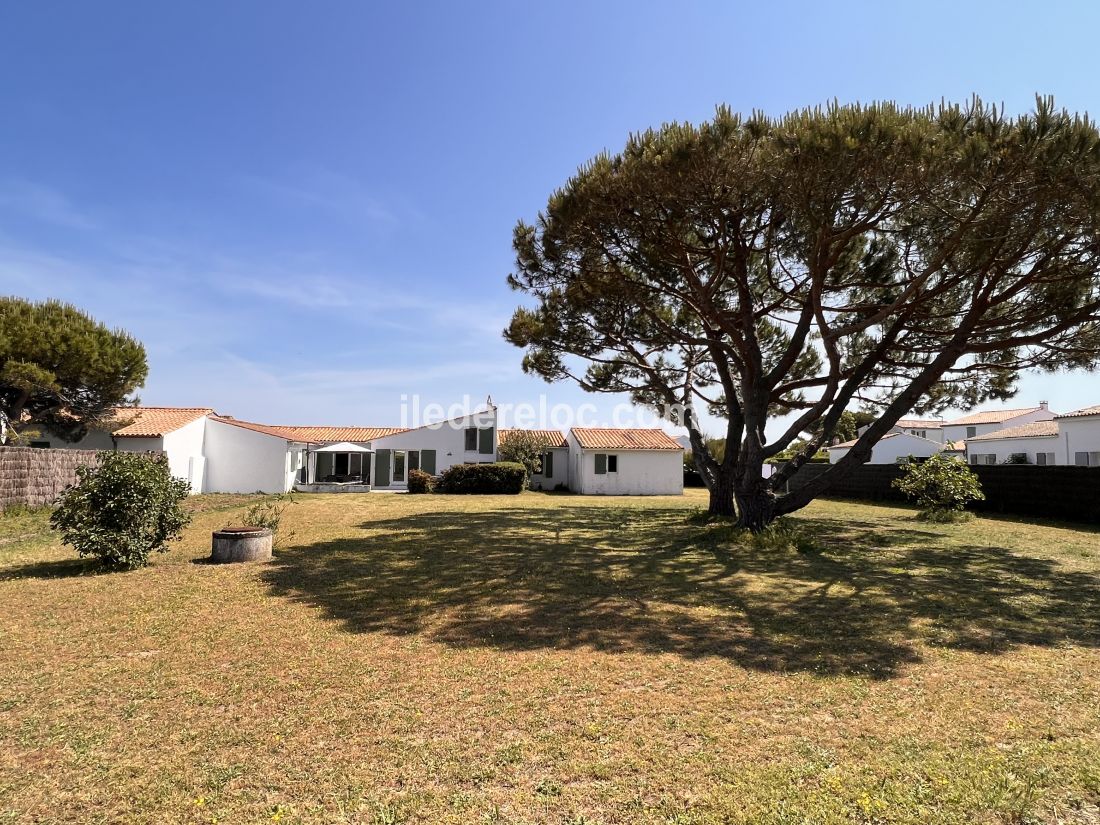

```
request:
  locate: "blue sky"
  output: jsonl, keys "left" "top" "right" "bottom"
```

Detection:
{"left": 1, "top": 1, "right": 1097, "bottom": 433}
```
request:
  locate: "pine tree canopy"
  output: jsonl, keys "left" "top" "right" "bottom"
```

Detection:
{"left": 505, "top": 97, "right": 1100, "bottom": 528}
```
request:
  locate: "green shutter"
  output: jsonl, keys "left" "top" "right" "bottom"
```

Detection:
{"left": 478, "top": 427, "right": 494, "bottom": 454}
{"left": 465, "top": 427, "right": 478, "bottom": 451}
{"left": 594, "top": 453, "right": 606, "bottom": 474}
{"left": 374, "top": 449, "right": 391, "bottom": 486}
{"left": 420, "top": 449, "right": 436, "bottom": 475}
{"left": 543, "top": 450, "right": 553, "bottom": 477}
{"left": 409, "top": 451, "right": 420, "bottom": 472}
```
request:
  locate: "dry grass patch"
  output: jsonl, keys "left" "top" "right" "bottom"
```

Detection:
{"left": 1, "top": 491, "right": 1098, "bottom": 824}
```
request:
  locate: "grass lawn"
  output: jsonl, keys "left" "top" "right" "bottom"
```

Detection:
{"left": 1, "top": 490, "right": 1099, "bottom": 824}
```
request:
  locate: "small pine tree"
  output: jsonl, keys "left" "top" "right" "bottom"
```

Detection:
{"left": 51, "top": 452, "right": 191, "bottom": 570}
{"left": 892, "top": 453, "right": 985, "bottom": 520}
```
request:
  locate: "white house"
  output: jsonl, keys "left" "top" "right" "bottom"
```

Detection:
{"left": 962, "top": 404, "right": 1100, "bottom": 466}
{"left": 1057, "top": 405, "right": 1100, "bottom": 466}
{"left": 827, "top": 431, "right": 945, "bottom": 464}
{"left": 858, "top": 417, "right": 946, "bottom": 443}
{"left": 965, "top": 420, "right": 1061, "bottom": 465}
{"left": 941, "top": 403, "right": 1056, "bottom": 445}
{"left": 565, "top": 427, "right": 684, "bottom": 495}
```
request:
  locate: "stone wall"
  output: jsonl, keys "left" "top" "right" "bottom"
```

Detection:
{"left": 0, "top": 446, "right": 101, "bottom": 510}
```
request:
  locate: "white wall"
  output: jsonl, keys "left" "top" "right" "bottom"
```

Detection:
{"left": 1061, "top": 415, "right": 1100, "bottom": 466}
{"left": 965, "top": 435, "right": 1060, "bottom": 465}
{"left": 528, "top": 446, "right": 569, "bottom": 491}
{"left": 828, "top": 433, "right": 943, "bottom": 465}
{"left": 159, "top": 416, "right": 207, "bottom": 492}
{"left": 371, "top": 409, "right": 498, "bottom": 485}
{"left": 566, "top": 433, "right": 683, "bottom": 495}
{"left": 203, "top": 419, "right": 293, "bottom": 493}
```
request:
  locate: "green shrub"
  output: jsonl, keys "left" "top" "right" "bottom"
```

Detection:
{"left": 407, "top": 468, "right": 434, "bottom": 494}
{"left": 242, "top": 493, "right": 293, "bottom": 537}
{"left": 436, "top": 462, "right": 526, "bottom": 494}
{"left": 892, "top": 453, "right": 985, "bottom": 518}
{"left": 50, "top": 452, "right": 191, "bottom": 570}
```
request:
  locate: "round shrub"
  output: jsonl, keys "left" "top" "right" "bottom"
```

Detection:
{"left": 407, "top": 468, "right": 434, "bottom": 494}
{"left": 891, "top": 453, "right": 985, "bottom": 519}
{"left": 50, "top": 451, "right": 192, "bottom": 570}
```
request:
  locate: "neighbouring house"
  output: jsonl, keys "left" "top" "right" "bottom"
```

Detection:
{"left": 941, "top": 403, "right": 1056, "bottom": 445}
{"left": 962, "top": 404, "right": 1100, "bottom": 465}
{"left": 565, "top": 427, "right": 684, "bottom": 495}
{"left": 498, "top": 429, "right": 570, "bottom": 491}
{"left": 1057, "top": 405, "right": 1100, "bottom": 466}
{"left": 827, "top": 431, "right": 945, "bottom": 464}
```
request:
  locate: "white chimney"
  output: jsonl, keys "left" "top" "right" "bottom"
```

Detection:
{"left": 1040, "top": 400, "right": 1048, "bottom": 410}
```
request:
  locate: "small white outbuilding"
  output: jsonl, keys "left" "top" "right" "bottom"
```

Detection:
{"left": 565, "top": 427, "right": 684, "bottom": 495}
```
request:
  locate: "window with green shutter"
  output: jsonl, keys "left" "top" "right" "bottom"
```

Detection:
{"left": 478, "top": 427, "right": 494, "bottom": 454}
{"left": 594, "top": 453, "right": 607, "bottom": 474}
{"left": 542, "top": 450, "right": 553, "bottom": 477}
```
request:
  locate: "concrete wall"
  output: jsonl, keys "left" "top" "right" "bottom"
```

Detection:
{"left": 965, "top": 435, "right": 1060, "bottom": 465}
{"left": 566, "top": 433, "right": 683, "bottom": 495}
{"left": 528, "top": 447, "right": 569, "bottom": 491}
{"left": 828, "top": 433, "right": 943, "bottom": 465}
{"left": 203, "top": 419, "right": 292, "bottom": 493}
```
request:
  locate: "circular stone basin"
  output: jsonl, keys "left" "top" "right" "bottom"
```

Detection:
{"left": 211, "top": 527, "right": 273, "bottom": 563}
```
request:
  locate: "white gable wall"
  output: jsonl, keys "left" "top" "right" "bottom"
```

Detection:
{"left": 1061, "top": 415, "right": 1100, "bottom": 465}
{"left": 203, "top": 419, "right": 292, "bottom": 493}
{"left": 828, "top": 432, "right": 944, "bottom": 465}
{"left": 371, "top": 409, "right": 498, "bottom": 483}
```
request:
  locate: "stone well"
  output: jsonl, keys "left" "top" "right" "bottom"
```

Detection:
{"left": 211, "top": 527, "right": 273, "bottom": 563}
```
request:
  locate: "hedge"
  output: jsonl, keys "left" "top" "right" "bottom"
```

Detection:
{"left": 436, "top": 461, "right": 526, "bottom": 494}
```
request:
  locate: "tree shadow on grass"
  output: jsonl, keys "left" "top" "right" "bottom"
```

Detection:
{"left": 260, "top": 506, "right": 1100, "bottom": 679}
{"left": 0, "top": 557, "right": 103, "bottom": 580}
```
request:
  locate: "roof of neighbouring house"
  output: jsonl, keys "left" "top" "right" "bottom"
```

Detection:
{"left": 569, "top": 427, "right": 683, "bottom": 451}
{"left": 946, "top": 406, "right": 1045, "bottom": 426}
{"left": 896, "top": 418, "right": 945, "bottom": 429}
{"left": 967, "top": 420, "right": 1060, "bottom": 441}
{"left": 265, "top": 426, "right": 408, "bottom": 443}
{"left": 110, "top": 407, "right": 215, "bottom": 437}
{"left": 498, "top": 429, "right": 569, "bottom": 449}
{"left": 1055, "top": 405, "right": 1100, "bottom": 420}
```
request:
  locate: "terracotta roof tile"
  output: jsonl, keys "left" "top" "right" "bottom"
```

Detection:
{"left": 829, "top": 432, "right": 903, "bottom": 450}
{"left": 896, "top": 418, "right": 944, "bottom": 429}
{"left": 110, "top": 407, "right": 214, "bottom": 437}
{"left": 967, "top": 420, "right": 1060, "bottom": 441}
{"left": 569, "top": 428, "right": 683, "bottom": 450}
{"left": 498, "top": 429, "right": 568, "bottom": 449}
{"left": 267, "top": 426, "right": 407, "bottom": 443}
{"left": 946, "top": 407, "right": 1044, "bottom": 426}
{"left": 1055, "top": 405, "right": 1100, "bottom": 420}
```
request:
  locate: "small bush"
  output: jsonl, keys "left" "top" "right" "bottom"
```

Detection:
{"left": 407, "top": 468, "right": 434, "bottom": 494}
{"left": 892, "top": 452, "right": 985, "bottom": 519}
{"left": 50, "top": 452, "right": 191, "bottom": 570}
{"left": 437, "top": 462, "right": 526, "bottom": 494}
{"left": 242, "top": 493, "right": 293, "bottom": 536}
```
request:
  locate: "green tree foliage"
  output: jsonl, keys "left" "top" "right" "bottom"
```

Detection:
{"left": 506, "top": 98, "right": 1100, "bottom": 529}
{"left": 50, "top": 452, "right": 191, "bottom": 570}
{"left": 0, "top": 297, "right": 147, "bottom": 444}
{"left": 498, "top": 430, "right": 557, "bottom": 485}
{"left": 407, "top": 468, "right": 434, "bottom": 493}
{"left": 892, "top": 453, "right": 985, "bottom": 518}
{"left": 437, "top": 462, "right": 526, "bottom": 494}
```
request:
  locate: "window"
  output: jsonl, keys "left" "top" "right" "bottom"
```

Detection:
{"left": 970, "top": 453, "right": 995, "bottom": 465}
{"left": 541, "top": 450, "right": 554, "bottom": 478}
{"left": 465, "top": 426, "right": 494, "bottom": 454}
{"left": 465, "top": 427, "right": 478, "bottom": 451}
{"left": 1078, "top": 452, "right": 1100, "bottom": 467}
{"left": 393, "top": 451, "right": 406, "bottom": 482}
{"left": 594, "top": 453, "right": 607, "bottom": 474}
{"left": 966, "top": 426, "right": 977, "bottom": 439}
{"left": 1036, "top": 452, "right": 1055, "bottom": 466}
{"left": 607, "top": 454, "right": 618, "bottom": 473}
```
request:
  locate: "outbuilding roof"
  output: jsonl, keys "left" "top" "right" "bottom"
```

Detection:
{"left": 498, "top": 429, "right": 569, "bottom": 449}
{"left": 967, "top": 420, "right": 1060, "bottom": 441}
{"left": 110, "top": 407, "right": 214, "bottom": 437}
{"left": 1055, "top": 405, "right": 1100, "bottom": 420}
{"left": 569, "top": 427, "right": 683, "bottom": 450}
{"left": 946, "top": 406, "right": 1045, "bottom": 426}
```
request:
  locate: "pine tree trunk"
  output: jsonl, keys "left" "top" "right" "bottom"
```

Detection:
{"left": 707, "top": 472, "right": 736, "bottom": 518}
{"left": 734, "top": 485, "right": 777, "bottom": 532}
